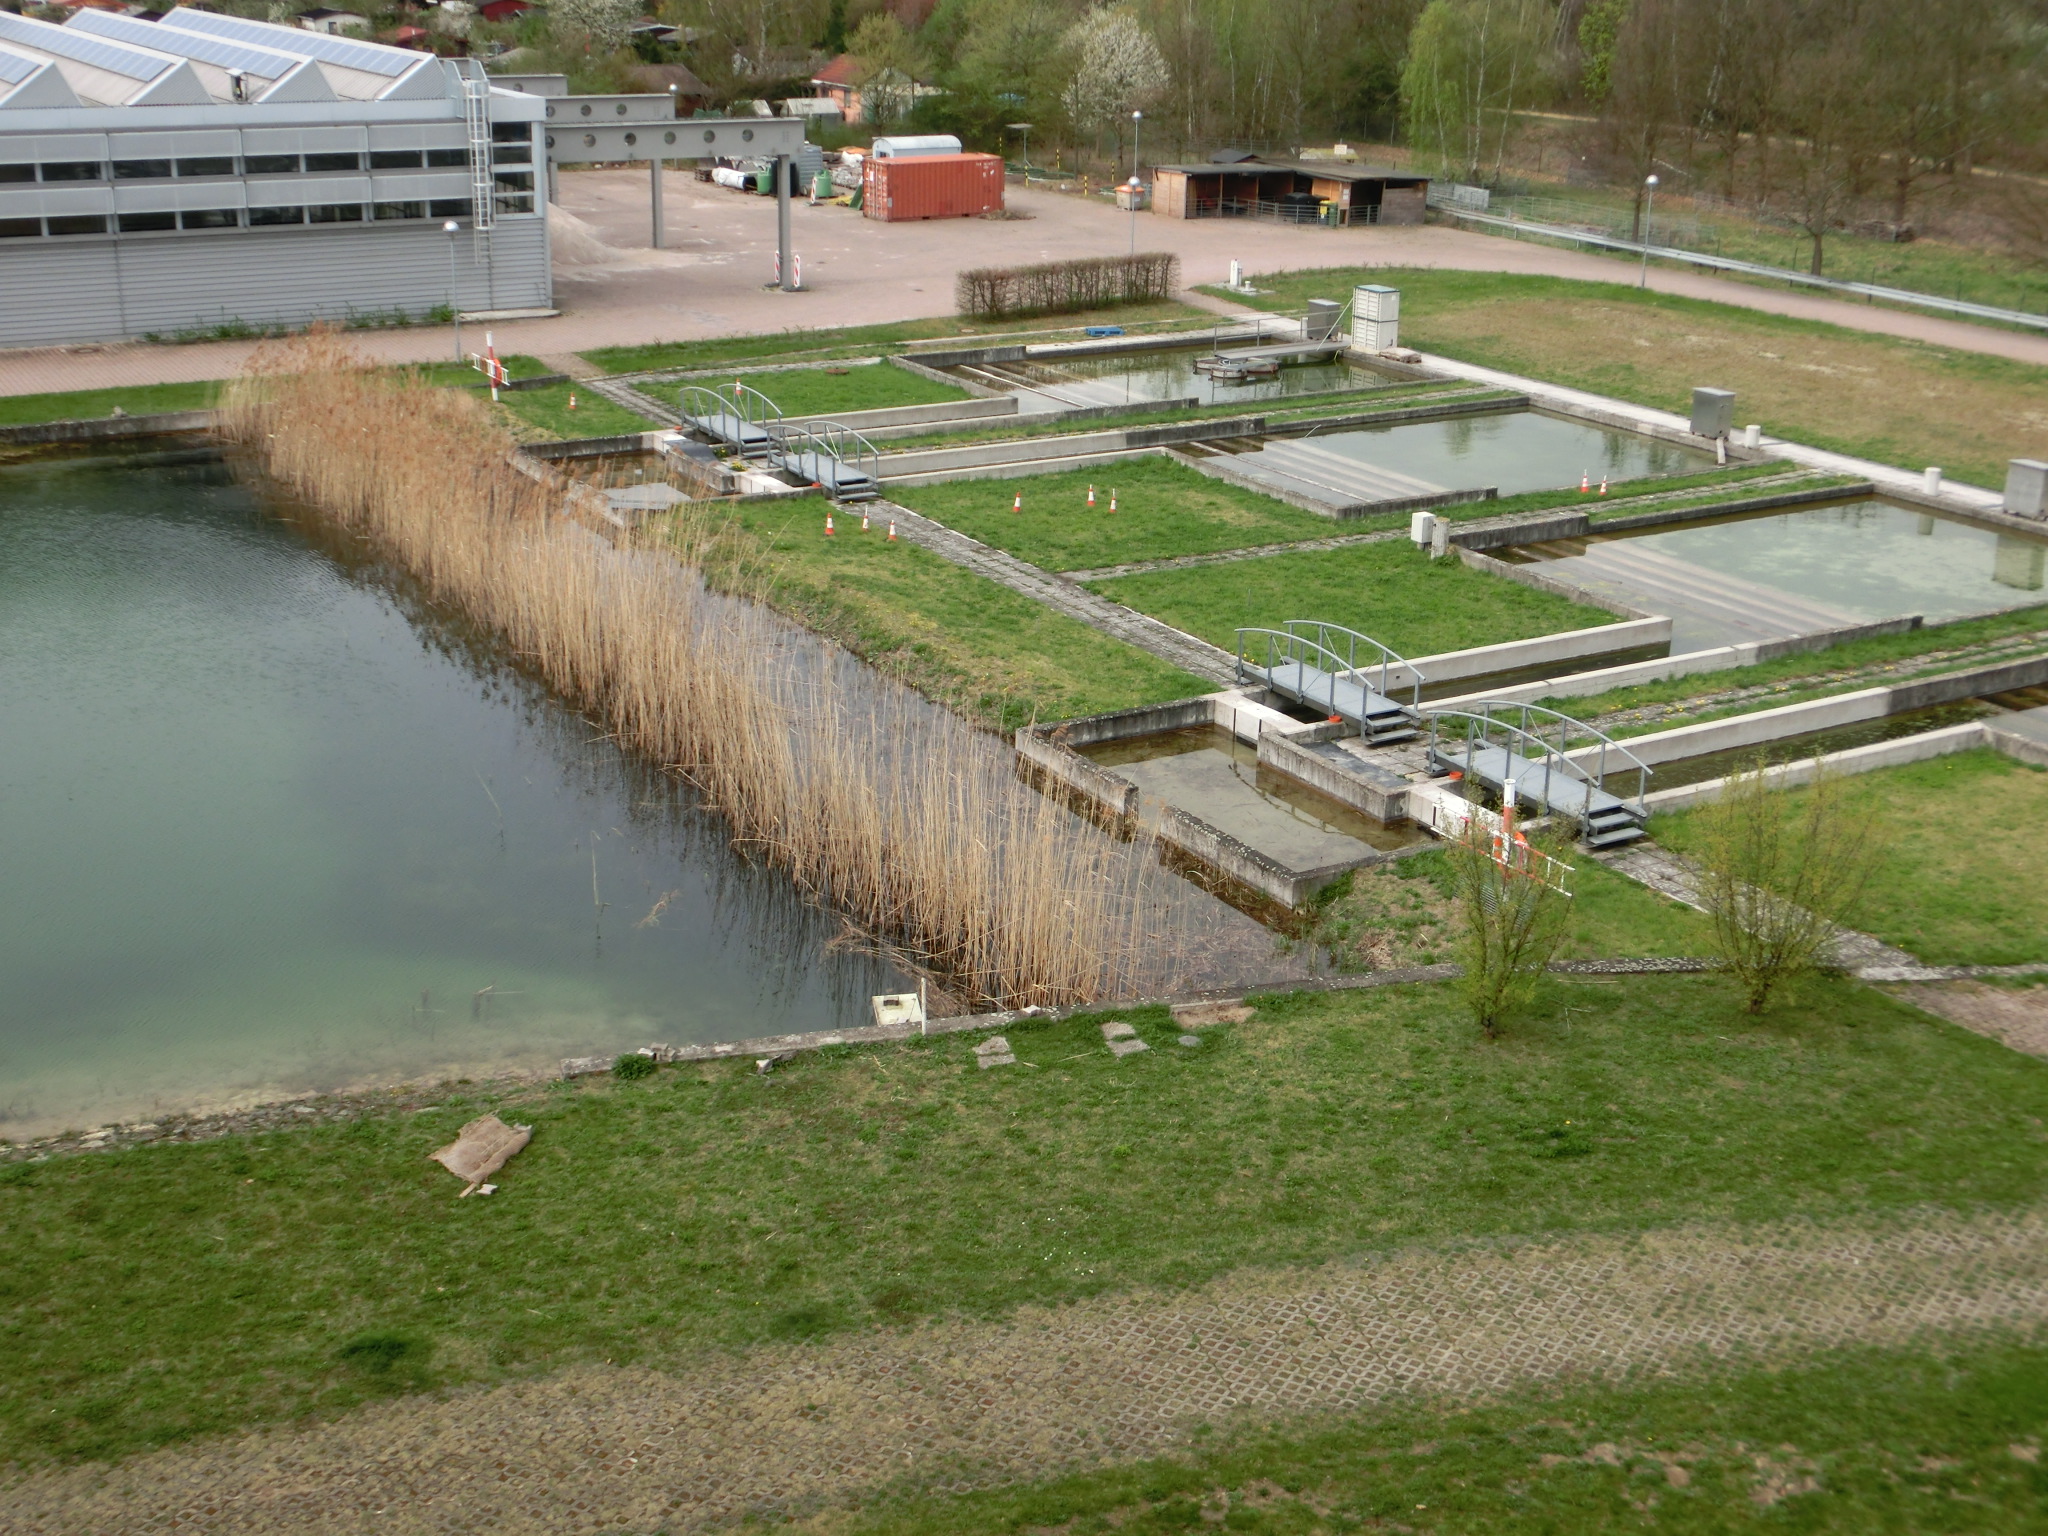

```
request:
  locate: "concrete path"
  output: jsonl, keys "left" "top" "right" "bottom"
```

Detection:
{"left": 9, "top": 1207, "right": 2045, "bottom": 1533}
{"left": 4, "top": 170, "right": 2042, "bottom": 400}
{"left": 877, "top": 499, "right": 1237, "bottom": 686}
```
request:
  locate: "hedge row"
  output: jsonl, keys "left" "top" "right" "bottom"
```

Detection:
{"left": 955, "top": 252, "right": 1182, "bottom": 320}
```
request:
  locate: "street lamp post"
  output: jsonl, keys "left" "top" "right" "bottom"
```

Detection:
{"left": 1638, "top": 174, "right": 1658, "bottom": 289}
{"left": 443, "top": 219, "right": 461, "bottom": 361}
{"left": 1128, "top": 109, "right": 1142, "bottom": 255}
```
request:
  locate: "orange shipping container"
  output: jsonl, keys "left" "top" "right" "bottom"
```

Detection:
{"left": 862, "top": 152, "right": 1005, "bottom": 221}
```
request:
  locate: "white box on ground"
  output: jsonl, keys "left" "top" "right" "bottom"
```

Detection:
{"left": 1409, "top": 510, "right": 1436, "bottom": 546}
{"left": 1352, "top": 284, "right": 1399, "bottom": 352}
{"left": 1690, "top": 387, "right": 1735, "bottom": 439}
{"left": 871, "top": 993, "right": 926, "bottom": 1031}
{"left": 2005, "top": 458, "right": 2048, "bottom": 519}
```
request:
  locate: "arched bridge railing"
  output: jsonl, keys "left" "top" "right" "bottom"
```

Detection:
{"left": 1279, "top": 620, "right": 1422, "bottom": 704}
{"left": 679, "top": 381, "right": 783, "bottom": 457}
{"left": 1420, "top": 700, "right": 1652, "bottom": 821}
{"left": 767, "top": 419, "right": 882, "bottom": 501}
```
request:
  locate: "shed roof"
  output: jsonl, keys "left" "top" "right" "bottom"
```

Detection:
{"left": 1152, "top": 156, "right": 1425, "bottom": 183}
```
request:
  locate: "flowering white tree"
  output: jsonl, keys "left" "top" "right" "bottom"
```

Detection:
{"left": 1062, "top": 7, "right": 1169, "bottom": 162}
{"left": 550, "top": 0, "right": 637, "bottom": 55}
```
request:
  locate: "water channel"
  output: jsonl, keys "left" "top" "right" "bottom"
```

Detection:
{"left": 0, "top": 450, "right": 915, "bottom": 1138}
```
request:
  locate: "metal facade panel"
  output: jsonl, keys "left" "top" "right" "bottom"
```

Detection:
{"left": 3, "top": 131, "right": 107, "bottom": 161}
{"left": 367, "top": 120, "right": 464, "bottom": 149}
{"left": 30, "top": 183, "right": 112, "bottom": 214}
{"left": 0, "top": 214, "right": 548, "bottom": 345}
{"left": 109, "top": 127, "right": 239, "bottom": 157}
{"left": 241, "top": 124, "right": 365, "bottom": 153}
{"left": 113, "top": 180, "right": 246, "bottom": 211}
{"left": 373, "top": 170, "right": 466, "bottom": 198}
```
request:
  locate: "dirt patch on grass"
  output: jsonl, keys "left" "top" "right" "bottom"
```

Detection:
{"left": 1892, "top": 981, "right": 2048, "bottom": 1060}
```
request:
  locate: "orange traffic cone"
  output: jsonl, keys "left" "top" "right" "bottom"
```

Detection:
{"left": 860, "top": 510, "right": 870, "bottom": 531}
{"left": 1109, "top": 490, "right": 1118, "bottom": 513}
{"left": 824, "top": 513, "right": 835, "bottom": 536}
{"left": 1012, "top": 492, "right": 1022, "bottom": 514}
{"left": 887, "top": 520, "right": 897, "bottom": 540}
{"left": 1579, "top": 470, "right": 1588, "bottom": 493}
{"left": 1598, "top": 475, "right": 1608, "bottom": 495}
{"left": 568, "top": 392, "right": 578, "bottom": 411}
{"left": 1087, "top": 484, "right": 1096, "bottom": 507}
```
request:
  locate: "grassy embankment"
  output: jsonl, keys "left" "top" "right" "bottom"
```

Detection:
{"left": 1205, "top": 268, "right": 2048, "bottom": 490}
{"left": 1088, "top": 539, "right": 1617, "bottom": 659}
{"left": 1653, "top": 748, "right": 2048, "bottom": 967}
{"left": 666, "top": 495, "right": 1208, "bottom": 729}
{"left": 581, "top": 300, "right": 1220, "bottom": 376}
{"left": 0, "top": 381, "right": 221, "bottom": 426}
{"left": 829, "top": 1336, "right": 2048, "bottom": 1533}
{"left": 727, "top": 361, "right": 971, "bottom": 417}
{"left": 6, "top": 969, "right": 2046, "bottom": 1468}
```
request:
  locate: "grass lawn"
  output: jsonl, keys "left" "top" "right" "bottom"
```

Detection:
{"left": 666, "top": 499, "right": 1208, "bottom": 728}
{"left": 6, "top": 972, "right": 2045, "bottom": 1466}
{"left": 834, "top": 1336, "right": 2048, "bottom": 1533}
{"left": 584, "top": 301, "right": 1215, "bottom": 376}
{"left": 1206, "top": 269, "right": 2048, "bottom": 490}
{"left": 1652, "top": 748, "right": 2048, "bottom": 967}
{"left": 0, "top": 380, "right": 220, "bottom": 427}
{"left": 492, "top": 381, "right": 658, "bottom": 440}
{"left": 724, "top": 361, "right": 970, "bottom": 418}
{"left": 1307, "top": 845, "right": 1713, "bottom": 970}
{"left": 1548, "top": 605, "right": 2048, "bottom": 725}
{"left": 892, "top": 458, "right": 1334, "bottom": 571}
{"left": 1089, "top": 541, "right": 1617, "bottom": 659}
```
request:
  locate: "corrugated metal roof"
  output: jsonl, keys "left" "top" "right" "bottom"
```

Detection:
{"left": 0, "top": 45, "right": 40, "bottom": 85}
{"left": 70, "top": 9, "right": 305, "bottom": 80}
{"left": 157, "top": 7, "right": 416, "bottom": 77}
{"left": 0, "top": 11, "right": 173, "bottom": 80}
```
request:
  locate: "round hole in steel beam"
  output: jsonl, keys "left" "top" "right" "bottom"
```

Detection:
{"left": 624, "top": 132, "right": 636, "bottom": 146}
{"left": 664, "top": 131, "right": 676, "bottom": 144}
{"left": 579, "top": 104, "right": 592, "bottom": 117}
{"left": 615, "top": 103, "right": 627, "bottom": 115}
{"left": 582, "top": 133, "right": 596, "bottom": 148}
{"left": 702, "top": 129, "right": 715, "bottom": 142}
{"left": 741, "top": 128, "right": 754, "bottom": 141}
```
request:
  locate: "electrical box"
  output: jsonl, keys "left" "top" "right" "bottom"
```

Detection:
{"left": 1305, "top": 298, "right": 1341, "bottom": 340}
{"left": 1352, "top": 283, "right": 1398, "bottom": 352}
{"left": 2004, "top": 458, "right": 2048, "bottom": 519}
{"left": 1690, "top": 387, "right": 1735, "bottom": 439}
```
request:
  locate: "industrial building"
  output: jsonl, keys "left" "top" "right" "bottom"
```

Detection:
{"left": 0, "top": 7, "right": 547, "bottom": 347}
{"left": 1150, "top": 154, "right": 1429, "bottom": 226}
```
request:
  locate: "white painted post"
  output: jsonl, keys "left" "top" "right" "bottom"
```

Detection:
{"left": 1743, "top": 424, "right": 1762, "bottom": 448}
{"left": 1923, "top": 467, "right": 1943, "bottom": 495}
{"left": 1430, "top": 516, "right": 1450, "bottom": 561}
{"left": 1228, "top": 258, "right": 1242, "bottom": 290}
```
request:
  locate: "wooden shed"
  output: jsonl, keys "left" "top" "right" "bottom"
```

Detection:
{"left": 1150, "top": 156, "right": 1428, "bottom": 226}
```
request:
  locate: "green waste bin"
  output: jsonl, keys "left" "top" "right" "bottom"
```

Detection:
{"left": 754, "top": 167, "right": 773, "bottom": 194}
{"left": 1320, "top": 200, "right": 1340, "bottom": 227}
{"left": 812, "top": 169, "right": 832, "bottom": 200}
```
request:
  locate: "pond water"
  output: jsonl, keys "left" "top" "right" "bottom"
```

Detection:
{"left": 1507, "top": 498, "right": 2048, "bottom": 651}
{"left": 0, "top": 452, "right": 910, "bottom": 1138}
{"left": 1212, "top": 409, "right": 1713, "bottom": 501}
{"left": 1079, "top": 726, "right": 1426, "bottom": 871}
{"left": 950, "top": 347, "right": 1390, "bottom": 411}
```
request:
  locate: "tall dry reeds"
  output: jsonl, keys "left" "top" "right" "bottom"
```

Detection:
{"left": 220, "top": 332, "right": 1185, "bottom": 1009}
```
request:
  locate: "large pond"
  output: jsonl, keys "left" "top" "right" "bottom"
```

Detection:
{"left": 0, "top": 452, "right": 912, "bottom": 1139}
{"left": 1506, "top": 498, "right": 2048, "bottom": 651}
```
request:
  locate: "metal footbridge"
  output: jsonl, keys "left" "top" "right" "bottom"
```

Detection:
{"left": 1235, "top": 622, "right": 1423, "bottom": 744}
{"left": 679, "top": 383, "right": 882, "bottom": 500}
{"left": 1422, "top": 701, "right": 1652, "bottom": 848}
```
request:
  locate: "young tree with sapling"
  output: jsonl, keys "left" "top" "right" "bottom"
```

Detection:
{"left": 1695, "top": 761, "right": 1887, "bottom": 1014}
{"left": 847, "top": 12, "right": 935, "bottom": 127}
{"left": 1400, "top": 0, "right": 1550, "bottom": 189}
{"left": 1444, "top": 800, "right": 1573, "bottom": 1039}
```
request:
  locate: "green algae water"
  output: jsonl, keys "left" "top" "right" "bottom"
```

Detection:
{"left": 0, "top": 451, "right": 907, "bottom": 1138}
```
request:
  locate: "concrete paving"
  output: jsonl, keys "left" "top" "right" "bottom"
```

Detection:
{"left": 4, "top": 168, "right": 2044, "bottom": 399}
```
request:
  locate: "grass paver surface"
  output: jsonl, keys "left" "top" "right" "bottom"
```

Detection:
{"left": 1089, "top": 541, "right": 1618, "bottom": 659}
{"left": 1652, "top": 748, "right": 2048, "bottom": 967}
{"left": 892, "top": 459, "right": 1334, "bottom": 572}
{"left": 667, "top": 500, "right": 1207, "bottom": 727}
{"left": 584, "top": 302, "right": 1213, "bottom": 376}
{"left": 5, "top": 973, "right": 2046, "bottom": 1469}
{"left": 1208, "top": 269, "right": 2048, "bottom": 490}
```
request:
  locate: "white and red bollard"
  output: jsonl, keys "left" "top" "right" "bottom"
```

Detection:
{"left": 1108, "top": 490, "right": 1118, "bottom": 513}
{"left": 887, "top": 520, "right": 897, "bottom": 540}
{"left": 1012, "top": 492, "right": 1022, "bottom": 513}
{"left": 1087, "top": 484, "right": 1096, "bottom": 507}
{"left": 824, "top": 513, "right": 835, "bottom": 537}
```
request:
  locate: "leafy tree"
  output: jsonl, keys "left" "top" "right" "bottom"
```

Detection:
{"left": 551, "top": 0, "right": 638, "bottom": 56}
{"left": 1063, "top": 6, "right": 1169, "bottom": 165}
{"left": 848, "top": 11, "right": 935, "bottom": 124}
{"left": 1445, "top": 812, "right": 1573, "bottom": 1039}
{"left": 1577, "top": 0, "right": 1629, "bottom": 105}
{"left": 1399, "top": 0, "right": 1549, "bottom": 187}
{"left": 1695, "top": 762, "right": 1887, "bottom": 1014}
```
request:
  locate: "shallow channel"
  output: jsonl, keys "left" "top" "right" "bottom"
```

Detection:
{"left": 0, "top": 452, "right": 913, "bottom": 1138}
{"left": 946, "top": 348, "right": 1392, "bottom": 411}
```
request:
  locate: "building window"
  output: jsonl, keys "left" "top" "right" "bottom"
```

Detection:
{"left": 308, "top": 203, "right": 364, "bottom": 222}
{"left": 370, "top": 149, "right": 424, "bottom": 169}
{"left": 176, "top": 158, "right": 235, "bottom": 178}
{"left": 41, "top": 162, "right": 102, "bottom": 182}
{"left": 0, "top": 217, "right": 39, "bottom": 238}
{"left": 492, "top": 170, "right": 533, "bottom": 192}
{"left": 45, "top": 214, "right": 107, "bottom": 235}
{"left": 373, "top": 200, "right": 425, "bottom": 220}
{"left": 117, "top": 211, "right": 178, "bottom": 232}
{"left": 425, "top": 148, "right": 468, "bottom": 168}
{"left": 490, "top": 122, "right": 530, "bottom": 142}
{"left": 245, "top": 154, "right": 300, "bottom": 174}
{"left": 113, "top": 160, "right": 174, "bottom": 180}
{"left": 492, "top": 144, "right": 532, "bottom": 165}
{"left": 493, "top": 193, "right": 535, "bottom": 215}
{"left": 304, "top": 152, "right": 362, "bottom": 173}
{"left": 247, "top": 205, "right": 304, "bottom": 225}
{"left": 428, "top": 197, "right": 472, "bottom": 218}
{"left": 0, "top": 164, "right": 32, "bottom": 184}
{"left": 180, "top": 208, "right": 241, "bottom": 229}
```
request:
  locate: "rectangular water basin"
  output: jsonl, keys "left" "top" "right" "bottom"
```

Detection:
{"left": 948, "top": 347, "right": 1393, "bottom": 412}
{"left": 1079, "top": 725, "right": 1427, "bottom": 872}
{"left": 1503, "top": 498, "right": 2048, "bottom": 652}
{"left": 1189, "top": 408, "right": 1715, "bottom": 509}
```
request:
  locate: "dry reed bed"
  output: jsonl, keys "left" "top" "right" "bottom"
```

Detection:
{"left": 220, "top": 335, "right": 1184, "bottom": 1008}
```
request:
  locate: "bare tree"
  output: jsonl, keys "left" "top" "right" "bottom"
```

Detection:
{"left": 1445, "top": 814, "right": 1573, "bottom": 1039}
{"left": 1695, "top": 762, "right": 1887, "bottom": 1014}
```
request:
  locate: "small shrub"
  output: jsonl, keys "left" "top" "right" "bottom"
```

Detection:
{"left": 956, "top": 252, "right": 1181, "bottom": 319}
{"left": 1445, "top": 817, "right": 1573, "bottom": 1038}
{"left": 612, "top": 1052, "right": 656, "bottom": 1080}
